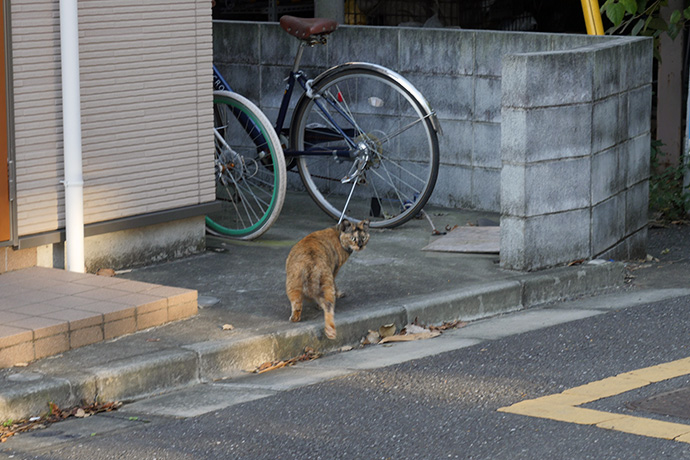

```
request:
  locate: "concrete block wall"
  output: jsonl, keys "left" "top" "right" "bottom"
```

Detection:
{"left": 501, "top": 39, "right": 652, "bottom": 270}
{"left": 213, "top": 21, "right": 652, "bottom": 271}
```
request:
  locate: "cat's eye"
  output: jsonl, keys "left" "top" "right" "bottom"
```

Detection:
{"left": 351, "top": 236, "right": 356, "bottom": 242}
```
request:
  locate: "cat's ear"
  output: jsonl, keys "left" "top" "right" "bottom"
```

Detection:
{"left": 359, "top": 219, "right": 370, "bottom": 231}
{"left": 338, "top": 220, "right": 353, "bottom": 232}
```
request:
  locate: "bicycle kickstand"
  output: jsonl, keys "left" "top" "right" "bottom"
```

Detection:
{"left": 338, "top": 179, "right": 358, "bottom": 225}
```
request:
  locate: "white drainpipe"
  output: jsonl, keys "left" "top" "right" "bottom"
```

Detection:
{"left": 59, "top": 0, "right": 85, "bottom": 273}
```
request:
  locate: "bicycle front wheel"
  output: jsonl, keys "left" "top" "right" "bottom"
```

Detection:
{"left": 207, "top": 90, "right": 286, "bottom": 240}
{"left": 291, "top": 66, "right": 439, "bottom": 228}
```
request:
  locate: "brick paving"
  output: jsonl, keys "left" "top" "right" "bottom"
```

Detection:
{"left": 0, "top": 267, "right": 197, "bottom": 368}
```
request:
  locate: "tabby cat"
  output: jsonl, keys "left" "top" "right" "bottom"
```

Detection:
{"left": 285, "top": 220, "right": 370, "bottom": 339}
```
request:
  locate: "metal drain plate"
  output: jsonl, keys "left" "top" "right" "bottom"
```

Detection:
{"left": 628, "top": 386, "right": 690, "bottom": 420}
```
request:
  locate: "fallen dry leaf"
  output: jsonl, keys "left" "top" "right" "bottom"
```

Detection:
{"left": 403, "top": 323, "right": 430, "bottom": 335}
{"left": 253, "top": 347, "right": 322, "bottom": 374}
{"left": 429, "top": 320, "right": 468, "bottom": 332}
{"left": 379, "top": 331, "right": 441, "bottom": 344}
{"left": 378, "top": 323, "right": 396, "bottom": 338}
{"left": 361, "top": 330, "right": 381, "bottom": 345}
{"left": 1, "top": 401, "right": 122, "bottom": 443}
{"left": 96, "top": 268, "right": 116, "bottom": 277}
{"left": 221, "top": 324, "right": 234, "bottom": 331}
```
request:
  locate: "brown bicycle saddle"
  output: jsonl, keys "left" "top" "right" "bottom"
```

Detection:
{"left": 279, "top": 16, "right": 338, "bottom": 40}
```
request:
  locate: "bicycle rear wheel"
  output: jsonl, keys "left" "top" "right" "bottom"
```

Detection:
{"left": 207, "top": 91, "right": 286, "bottom": 240}
{"left": 291, "top": 65, "right": 439, "bottom": 228}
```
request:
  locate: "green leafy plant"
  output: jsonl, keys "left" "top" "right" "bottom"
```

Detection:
{"left": 600, "top": 0, "right": 690, "bottom": 58}
{"left": 649, "top": 140, "right": 690, "bottom": 222}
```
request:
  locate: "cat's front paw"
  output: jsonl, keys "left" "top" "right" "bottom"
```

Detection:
{"left": 289, "top": 311, "right": 302, "bottom": 322}
{"left": 325, "top": 323, "right": 336, "bottom": 339}
{"left": 336, "top": 290, "right": 346, "bottom": 299}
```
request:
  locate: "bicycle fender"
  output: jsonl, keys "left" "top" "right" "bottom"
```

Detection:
{"left": 297, "top": 62, "right": 442, "bottom": 135}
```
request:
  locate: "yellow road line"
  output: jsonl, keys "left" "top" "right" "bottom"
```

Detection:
{"left": 498, "top": 356, "right": 690, "bottom": 443}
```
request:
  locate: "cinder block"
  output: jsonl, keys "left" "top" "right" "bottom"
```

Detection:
{"left": 429, "top": 165, "right": 473, "bottom": 208}
{"left": 217, "top": 63, "right": 261, "bottom": 102}
{"left": 500, "top": 210, "right": 590, "bottom": 271}
{"left": 499, "top": 216, "right": 525, "bottom": 268}
{"left": 501, "top": 105, "right": 592, "bottom": 164}
{"left": 549, "top": 34, "right": 604, "bottom": 50}
{"left": 627, "top": 85, "right": 652, "bottom": 139}
{"left": 409, "top": 73, "right": 473, "bottom": 121}
{"left": 502, "top": 50, "right": 594, "bottom": 108}
{"left": 624, "top": 133, "right": 651, "bottom": 188}
{"left": 501, "top": 107, "right": 527, "bottom": 164}
{"left": 473, "top": 122, "right": 501, "bottom": 169}
{"left": 622, "top": 38, "right": 654, "bottom": 90}
{"left": 593, "top": 42, "right": 622, "bottom": 100}
{"left": 592, "top": 195, "right": 625, "bottom": 255}
{"left": 258, "top": 64, "right": 291, "bottom": 110}
{"left": 259, "top": 23, "right": 309, "bottom": 67}
{"left": 399, "top": 28, "right": 474, "bottom": 76}
{"left": 593, "top": 96, "right": 620, "bottom": 153}
{"left": 591, "top": 147, "right": 623, "bottom": 205}
{"left": 475, "top": 30, "right": 551, "bottom": 77}
{"left": 626, "top": 180, "right": 649, "bottom": 234}
{"left": 530, "top": 158, "right": 591, "bottom": 216}
{"left": 330, "top": 26, "right": 399, "bottom": 69}
{"left": 475, "top": 76, "right": 501, "bottom": 123}
{"left": 597, "top": 239, "right": 628, "bottom": 261}
{"left": 504, "top": 157, "right": 590, "bottom": 217}
{"left": 437, "top": 119, "right": 472, "bottom": 166}
{"left": 472, "top": 168, "right": 501, "bottom": 212}
{"left": 213, "top": 22, "right": 260, "bottom": 65}
{"left": 501, "top": 163, "right": 526, "bottom": 216}
{"left": 625, "top": 226, "right": 648, "bottom": 260}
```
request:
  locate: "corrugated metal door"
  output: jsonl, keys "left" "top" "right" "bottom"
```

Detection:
{"left": 0, "top": 0, "right": 9, "bottom": 241}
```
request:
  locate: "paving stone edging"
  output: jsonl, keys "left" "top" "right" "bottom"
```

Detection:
{"left": 0, "top": 262, "right": 624, "bottom": 421}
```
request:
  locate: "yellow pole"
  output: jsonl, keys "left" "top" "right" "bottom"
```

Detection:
{"left": 581, "top": 0, "right": 605, "bottom": 35}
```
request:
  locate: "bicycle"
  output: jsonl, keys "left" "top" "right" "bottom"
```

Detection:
{"left": 207, "top": 15, "right": 441, "bottom": 240}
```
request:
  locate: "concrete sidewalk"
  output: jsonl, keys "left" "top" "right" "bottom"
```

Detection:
{"left": 0, "top": 192, "right": 625, "bottom": 421}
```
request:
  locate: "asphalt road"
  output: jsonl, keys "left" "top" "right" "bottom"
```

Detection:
{"left": 3, "top": 286, "right": 690, "bottom": 460}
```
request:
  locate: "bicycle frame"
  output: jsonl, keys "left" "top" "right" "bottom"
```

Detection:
{"left": 213, "top": 59, "right": 358, "bottom": 161}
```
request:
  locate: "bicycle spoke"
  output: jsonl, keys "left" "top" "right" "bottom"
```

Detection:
{"left": 295, "top": 69, "right": 438, "bottom": 228}
{"left": 374, "top": 115, "right": 433, "bottom": 146}
{"left": 208, "top": 91, "right": 286, "bottom": 239}
{"left": 370, "top": 153, "right": 429, "bottom": 191}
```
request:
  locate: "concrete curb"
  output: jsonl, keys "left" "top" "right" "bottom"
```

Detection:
{"left": 0, "top": 261, "right": 625, "bottom": 421}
